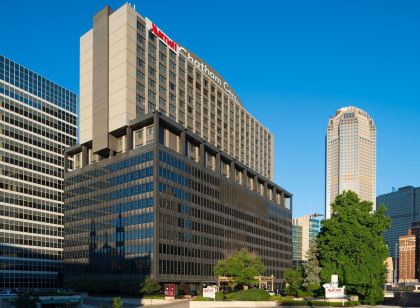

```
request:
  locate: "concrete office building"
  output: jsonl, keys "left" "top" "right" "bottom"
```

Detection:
{"left": 377, "top": 186, "right": 420, "bottom": 259}
{"left": 325, "top": 106, "right": 376, "bottom": 219}
{"left": 0, "top": 56, "right": 78, "bottom": 288}
{"left": 64, "top": 4, "right": 292, "bottom": 288}
{"left": 292, "top": 213, "right": 321, "bottom": 262}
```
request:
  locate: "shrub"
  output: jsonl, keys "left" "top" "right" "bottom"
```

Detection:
{"left": 112, "top": 297, "right": 123, "bottom": 308}
{"left": 226, "top": 289, "right": 271, "bottom": 301}
{"left": 140, "top": 277, "right": 161, "bottom": 295}
{"left": 215, "top": 292, "right": 224, "bottom": 301}
{"left": 279, "top": 300, "right": 360, "bottom": 306}
{"left": 297, "top": 289, "right": 313, "bottom": 298}
{"left": 193, "top": 296, "right": 213, "bottom": 301}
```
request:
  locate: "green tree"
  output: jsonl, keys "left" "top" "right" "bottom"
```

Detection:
{"left": 112, "top": 297, "right": 123, "bottom": 308}
{"left": 302, "top": 242, "right": 321, "bottom": 292}
{"left": 316, "top": 191, "right": 391, "bottom": 304}
{"left": 283, "top": 268, "right": 303, "bottom": 296}
{"left": 140, "top": 277, "right": 161, "bottom": 295}
{"left": 13, "top": 290, "right": 38, "bottom": 308}
{"left": 214, "top": 248, "right": 265, "bottom": 288}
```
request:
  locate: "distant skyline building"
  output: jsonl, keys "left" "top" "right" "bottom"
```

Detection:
{"left": 325, "top": 106, "right": 376, "bottom": 219}
{"left": 64, "top": 3, "right": 292, "bottom": 289}
{"left": 0, "top": 55, "right": 78, "bottom": 288}
{"left": 292, "top": 213, "right": 321, "bottom": 262}
{"left": 377, "top": 186, "right": 420, "bottom": 259}
{"left": 398, "top": 234, "right": 416, "bottom": 283}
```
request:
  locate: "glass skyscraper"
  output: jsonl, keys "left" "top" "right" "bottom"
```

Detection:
{"left": 292, "top": 213, "right": 321, "bottom": 262}
{"left": 377, "top": 186, "right": 420, "bottom": 258}
{"left": 0, "top": 55, "right": 78, "bottom": 288}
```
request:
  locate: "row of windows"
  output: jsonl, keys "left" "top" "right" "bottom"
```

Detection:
{"left": 0, "top": 259, "right": 62, "bottom": 272}
{"left": 1, "top": 111, "right": 74, "bottom": 146}
{"left": 0, "top": 204, "right": 62, "bottom": 226}
{"left": 111, "top": 213, "right": 154, "bottom": 227}
{"left": 1, "top": 165, "right": 62, "bottom": 191}
{"left": 0, "top": 244, "right": 62, "bottom": 259}
{"left": 0, "top": 178, "right": 62, "bottom": 202}
{"left": 111, "top": 197, "right": 154, "bottom": 214}
{"left": 2, "top": 138, "right": 63, "bottom": 167}
{"left": 0, "top": 272, "right": 58, "bottom": 289}
{"left": 158, "top": 259, "right": 212, "bottom": 277}
{"left": 1, "top": 125, "right": 65, "bottom": 155}
{"left": 0, "top": 217, "right": 62, "bottom": 237}
{"left": 0, "top": 232, "right": 62, "bottom": 249}
{"left": 0, "top": 191, "right": 62, "bottom": 213}
{"left": 66, "top": 166, "right": 153, "bottom": 197}
{"left": 158, "top": 243, "right": 222, "bottom": 260}
{"left": 0, "top": 56, "right": 77, "bottom": 114}
{"left": 66, "top": 151, "right": 154, "bottom": 185}
{"left": 1, "top": 97, "right": 76, "bottom": 136}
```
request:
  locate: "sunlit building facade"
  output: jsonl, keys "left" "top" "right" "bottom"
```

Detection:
{"left": 325, "top": 106, "right": 376, "bottom": 219}
{"left": 0, "top": 55, "right": 77, "bottom": 288}
{"left": 64, "top": 4, "right": 292, "bottom": 288}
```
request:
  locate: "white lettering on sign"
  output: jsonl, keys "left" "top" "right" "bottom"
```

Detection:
{"left": 178, "top": 47, "right": 239, "bottom": 104}
{"left": 325, "top": 287, "right": 346, "bottom": 299}
{"left": 203, "top": 287, "right": 216, "bottom": 299}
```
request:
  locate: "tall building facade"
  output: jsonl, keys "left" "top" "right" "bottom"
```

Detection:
{"left": 292, "top": 213, "right": 321, "bottom": 262}
{"left": 79, "top": 5, "right": 274, "bottom": 180}
{"left": 399, "top": 234, "right": 416, "bottom": 283}
{"left": 325, "top": 106, "right": 376, "bottom": 219}
{"left": 64, "top": 4, "right": 292, "bottom": 288}
{"left": 377, "top": 186, "right": 420, "bottom": 258}
{"left": 0, "top": 55, "right": 78, "bottom": 288}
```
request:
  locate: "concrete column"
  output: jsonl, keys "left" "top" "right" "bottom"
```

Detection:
{"left": 264, "top": 182, "right": 268, "bottom": 198}
{"left": 216, "top": 153, "right": 221, "bottom": 174}
{"left": 243, "top": 169, "right": 248, "bottom": 187}
{"left": 154, "top": 113, "right": 160, "bottom": 144}
{"left": 254, "top": 175, "right": 259, "bottom": 193}
{"left": 230, "top": 161, "right": 235, "bottom": 180}
{"left": 64, "top": 153, "right": 69, "bottom": 173}
{"left": 181, "top": 131, "right": 187, "bottom": 156}
{"left": 81, "top": 145, "right": 88, "bottom": 167}
{"left": 126, "top": 126, "right": 133, "bottom": 151}
{"left": 281, "top": 192, "right": 285, "bottom": 207}
{"left": 109, "top": 150, "right": 115, "bottom": 157}
{"left": 290, "top": 196, "right": 293, "bottom": 211}
{"left": 200, "top": 144, "right": 205, "bottom": 166}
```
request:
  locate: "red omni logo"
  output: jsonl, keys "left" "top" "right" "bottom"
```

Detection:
{"left": 149, "top": 23, "right": 178, "bottom": 53}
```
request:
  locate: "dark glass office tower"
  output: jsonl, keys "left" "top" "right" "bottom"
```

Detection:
{"left": 0, "top": 55, "right": 78, "bottom": 288}
{"left": 65, "top": 114, "right": 292, "bottom": 288}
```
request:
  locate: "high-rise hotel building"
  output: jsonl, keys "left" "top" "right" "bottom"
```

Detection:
{"left": 0, "top": 55, "right": 78, "bottom": 288}
{"left": 325, "top": 106, "right": 376, "bottom": 219}
{"left": 64, "top": 4, "right": 292, "bottom": 288}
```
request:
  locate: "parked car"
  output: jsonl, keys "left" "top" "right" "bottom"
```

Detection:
{"left": 0, "top": 289, "right": 17, "bottom": 296}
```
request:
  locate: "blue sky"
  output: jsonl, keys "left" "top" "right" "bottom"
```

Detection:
{"left": 1, "top": 0, "right": 419, "bottom": 218}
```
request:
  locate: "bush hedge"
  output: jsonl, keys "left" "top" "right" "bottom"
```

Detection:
{"left": 215, "top": 292, "right": 225, "bottom": 301}
{"left": 280, "top": 300, "right": 360, "bottom": 306}
{"left": 226, "top": 289, "right": 271, "bottom": 301}
{"left": 193, "top": 296, "right": 213, "bottom": 301}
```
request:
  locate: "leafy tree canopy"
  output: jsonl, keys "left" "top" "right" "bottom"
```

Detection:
{"left": 140, "top": 277, "right": 161, "bottom": 295}
{"left": 303, "top": 241, "right": 321, "bottom": 291}
{"left": 316, "top": 191, "right": 391, "bottom": 304}
{"left": 284, "top": 268, "right": 303, "bottom": 296}
{"left": 214, "top": 248, "right": 265, "bottom": 287}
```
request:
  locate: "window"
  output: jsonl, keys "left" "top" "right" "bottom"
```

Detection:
{"left": 134, "top": 129, "right": 144, "bottom": 148}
